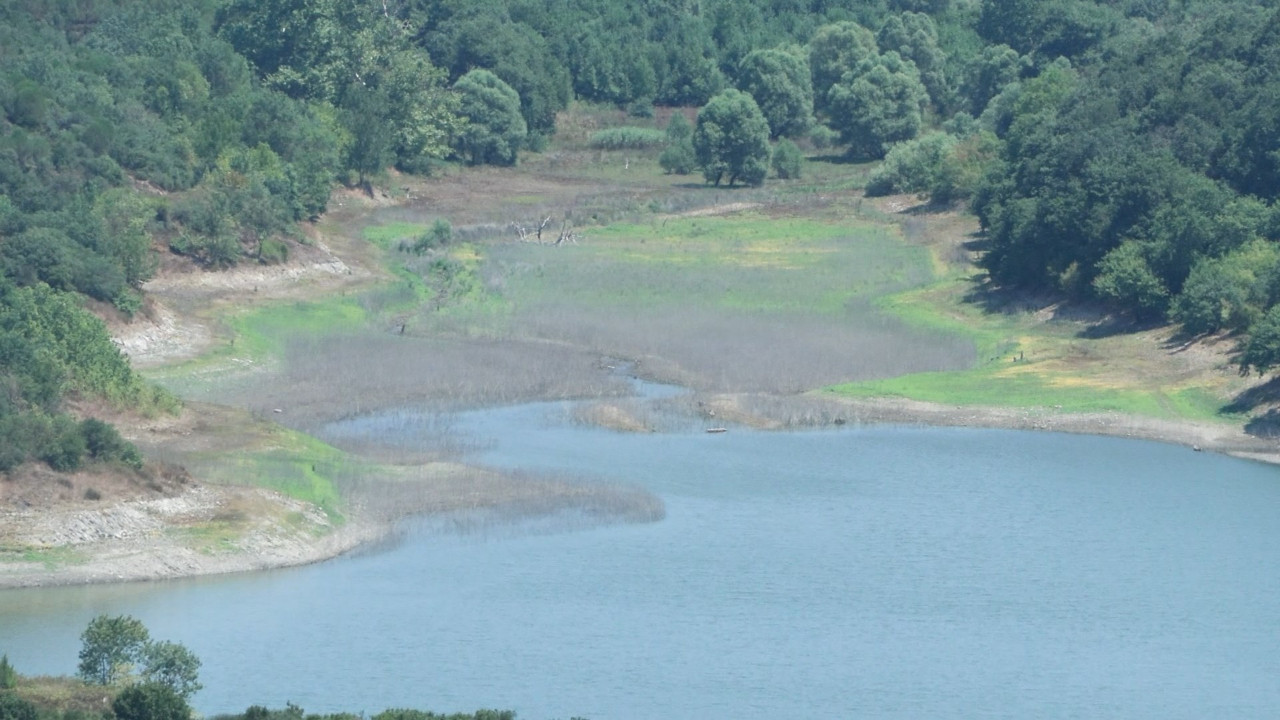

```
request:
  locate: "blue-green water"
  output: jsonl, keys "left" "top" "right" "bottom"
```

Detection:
{"left": 3, "top": 398, "right": 1280, "bottom": 719}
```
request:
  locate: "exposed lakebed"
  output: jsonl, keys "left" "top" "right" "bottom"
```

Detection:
{"left": 4, "top": 386, "right": 1280, "bottom": 719}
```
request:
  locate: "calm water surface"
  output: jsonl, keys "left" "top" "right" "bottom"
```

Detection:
{"left": 3, "top": 396, "right": 1280, "bottom": 719}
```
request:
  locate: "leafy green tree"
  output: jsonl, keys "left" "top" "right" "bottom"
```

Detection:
{"left": 342, "top": 84, "right": 396, "bottom": 189}
{"left": 877, "top": 13, "right": 950, "bottom": 111}
{"left": 0, "top": 654, "right": 16, "bottom": 689}
{"left": 826, "top": 52, "right": 928, "bottom": 159}
{"left": 809, "top": 21, "right": 880, "bottom": 120}
{"left": 112, "top": 683, "right": 191, "bottom": 720}
{"left": 1171, "top": 240, "right": 1279, "bottom": 335}
{"left": 693, "top": 89, "right": 772, "bottom": 187}
{"left": 659, "top": 112, "right": 696, "bottom": 175}
{"left": 78, "top": 614, "right": 151, "bottom": 686}
{"left": 424, "top": 10, "right": 570, "bottom": 138}
{"left": 140, "top": 641, "right": 203, "bottom": 700}
{"left": 653, "top": 15, "right": 725, "bottom": 106}
{"left": 453, "top": 69, "right": 526, "bottom": 167}
{"left": 962, "top": 44, "right": 1023, "bottom": 116}
{"left": 1242, "top": 305, "right": 1280, "bottom": 375}
{"left": 736, "top": 47, "right": 812, "bottom": 139}
{"left": 1091, "top": 241, "right": 1170, "bottom": 319}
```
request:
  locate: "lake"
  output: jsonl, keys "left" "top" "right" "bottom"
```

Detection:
{"left": 3, "top": 394, "right": 1280, "bottom": 719}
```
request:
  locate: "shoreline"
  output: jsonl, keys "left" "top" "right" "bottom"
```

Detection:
{"left": 5, "top": 392, "right": 1277, "bottom": 591}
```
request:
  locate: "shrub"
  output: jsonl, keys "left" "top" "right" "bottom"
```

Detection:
{"left": 587, "top": 127, "right": 666, "bottom": 150}
{"left": 404, "top": 220, "right": 453, "bottom": 255}
{"left": 112, "top": 683, "right": 191, "bottom": 720}
{"left": 258, "top": 238, "right": 289, "bottom": 265}
{"left": 81, "top": 417, "right": 144, "bottom": 469}
{"left": 659, "top": 113, "right": 696, "bottom": 175}
{"left": 772, "top": 139, "right": 804, "bottom": 179}
{"left": 0, "top": 693, "right": 36, "bottom": 720}
{"left": 809, "top": 125, "right": 839, "bottom": 150}
{"left": 41, "top": 414, "right": 87, "bottom": 472}
{"left": 865, "top": 131, "right": 957, "bottom": 197}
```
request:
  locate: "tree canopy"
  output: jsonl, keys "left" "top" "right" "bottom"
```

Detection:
{"left": 693, "top": 89, "right": 772, "bottom": 187}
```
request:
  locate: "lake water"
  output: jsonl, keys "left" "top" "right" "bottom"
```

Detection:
{"left": 3, "top": 394, "right": 1280, "bottom": 719}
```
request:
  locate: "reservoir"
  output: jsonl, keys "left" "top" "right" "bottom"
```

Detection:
{"left": 3, "top": 396, "right": 1279, "bottom": 719}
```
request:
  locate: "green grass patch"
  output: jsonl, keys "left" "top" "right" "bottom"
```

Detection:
{"left": 175, "top": 423, "right": 356, "bottom": 523}
{"left": 831, "top": 369, "right": 1180, "bottom": 416}
{"left": 362, "top": 221, "right": 428, "bottom": 248}
{"left": 832, "top": 270, "right": 1240, "bottom": 424}
{"left": 0, "top": 545, "right": 87, "bottom": 569}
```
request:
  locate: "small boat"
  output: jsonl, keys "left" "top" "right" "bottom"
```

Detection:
{"left": 705, "top": 427, "right": 727, "bottom": 434}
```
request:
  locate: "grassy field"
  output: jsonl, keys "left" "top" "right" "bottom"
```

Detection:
{"left": 825, "top": 204, "right": 1253, "bottom": 424}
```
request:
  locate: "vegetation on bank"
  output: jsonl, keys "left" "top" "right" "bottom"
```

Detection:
{"left": 0, "top": 617, "right": 545, "bottom": 720}
{"left": 9, "top": 0, "right": 1280, "bottom": 484}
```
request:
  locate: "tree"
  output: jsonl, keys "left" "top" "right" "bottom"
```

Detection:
{"left": 1091, "top": 241, "right": 1170, "bottom": 319}
{"left": 453, "top": 69, "right": 526, "bottom": 167}
{"left": 826, "top": 52, "right": 928, "bottom": 159}
{"left": 140, "top": 641, "right": 203, "bottom": 700}
{"left": 809, "top": 22, "right": 879, "bottom": 120}
{"left": 1242, "top": 304, "right": 1280, "bottom": 375}
{"left": 876, "top": 13, "right": 950, "bottom": 111}
{"left": 78, "top": 614, "right": 150, "bottom": 686}
{"left": 693, "top": 89, "right": 772, "bottom": 187}
{"left": 962, "top": 44, "right": 1023, "bottom": 116}
{"left": 0, "top": 655, "right": 16, "bottom": 690}
{"left": 659, "top": 112, "right": 696, "bottom": 175}
{"left": 736, "top": 48, "right": 812, "bottom": 138}
{"left": 112, "top": 683, "right": 192, "bottom": 720}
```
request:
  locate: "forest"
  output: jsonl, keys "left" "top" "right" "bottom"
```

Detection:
{"left": 4, "top": 0, "right": 1280, "bottom": 473}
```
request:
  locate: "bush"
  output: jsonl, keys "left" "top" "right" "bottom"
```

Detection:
{"left": 809, "top": 125, "right": 839, "bottom": 150}
{"left": 587, "top": 127, "right": 666, "bottom": 150}
{"left": 865, "top": 132, "right": 957, "bottom": 197}
{"left": 772, "top": 139, "right": 804, "bottom": 179}
{"left": 81, "top": 417, "right": 144, "bottom": 469}
{"left": 258, "top": 238, "right": 289, "bottom": 265}
{"left": 112, "top": 683, "right": 191, "bottom": 720}
{"left": 41, "top": 414, "right": 87, "bottom": 472}
{"left": 626, "top": 99, "right": 655, "bottom": 118}
{"left": 0, "top": 693, "right": 36, "bottom": 720}
{"left": 403, "top": 220, "right": 453, "bottom": 255}
{"left": 170, "top": 233, "right": 242, "bottom": 269}
{"left": 659, "top": 141, "right": 696, "bottom": 175}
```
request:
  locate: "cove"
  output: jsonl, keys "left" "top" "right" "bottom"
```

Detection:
{"left": 3, "top": 397, "right": 1280, "bottom": 719}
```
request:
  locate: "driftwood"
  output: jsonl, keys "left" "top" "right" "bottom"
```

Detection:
{"left": 512, "top": 217, "right": 582, "bottom": 246}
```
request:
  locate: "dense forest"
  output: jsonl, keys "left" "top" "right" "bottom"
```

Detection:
{"left": 4, "top": 0, "right": 1280, "bottom": 473}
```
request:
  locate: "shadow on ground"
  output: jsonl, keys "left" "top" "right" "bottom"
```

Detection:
{"left": 1223, "top": 376, "right": 1280, "bottom": 417}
